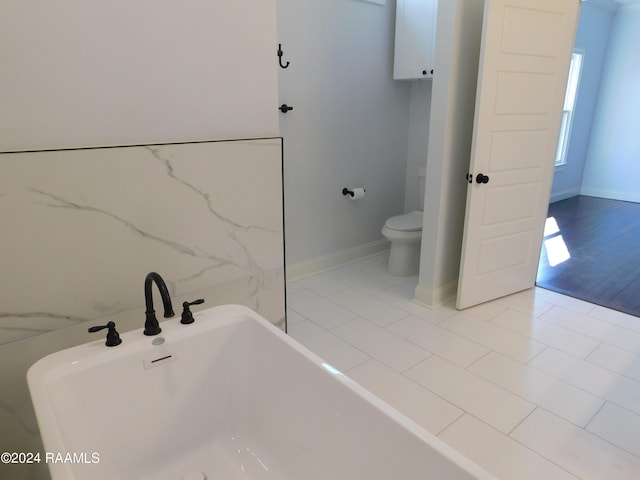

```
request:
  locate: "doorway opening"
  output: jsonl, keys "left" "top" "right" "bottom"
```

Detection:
{"left": 535, "top": 7, "right": 640, "bottom": 317}
{"left": 536, "top": 196, "right": 640, "bottom": 317}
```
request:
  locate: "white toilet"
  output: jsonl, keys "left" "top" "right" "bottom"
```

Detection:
{"left": 381, "top": 167, "right": 426, "bottom": 276}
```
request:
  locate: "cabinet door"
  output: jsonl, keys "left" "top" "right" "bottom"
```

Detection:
{"left": 393, "top": 0, "right": 438, "bottom": 80}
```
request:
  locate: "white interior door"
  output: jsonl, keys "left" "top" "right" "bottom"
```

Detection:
{"left": 457, "top": 0, "right": 581, "bottom": 309}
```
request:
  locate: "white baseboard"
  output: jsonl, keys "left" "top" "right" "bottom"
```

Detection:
{"left": 579, "top": 187, "right": 640, "bottom": 204}
{"left": 413, "top": 280, "right": 458, "bottom": 309}
{"left": 549, "top": 188, "right": 580, "bottom": 203}
{"left": 286, "top": 239, "right": 390, "bottom": 282}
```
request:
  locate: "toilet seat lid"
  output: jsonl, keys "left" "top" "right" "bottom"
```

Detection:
{"left": 385, "top": 211, "right": 423, "bottom": 232}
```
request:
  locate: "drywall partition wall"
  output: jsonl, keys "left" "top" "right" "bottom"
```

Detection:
{"left": 580, "top": 3, "right": 640, "bottom": 202}
{"left": 405, "top": 81, "right": 433, "bottom": 213}
{"left": 0, "top": 0, "right": 278, "bottom": 152}
{"left": 0, "top": 139, "right": 285, "bottom": 480}
{"left": 550, "top": 0, "right": 615, "bottom": 201}
{"left": 278, "top": 0, "right": 411, "bottom": 268}
{"left": 415, "top": 0, "right": 485, "bottom": 307}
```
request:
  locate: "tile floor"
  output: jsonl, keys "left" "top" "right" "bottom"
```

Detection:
{"left": 286, "top": 252, "right": 640, "bottom": 480}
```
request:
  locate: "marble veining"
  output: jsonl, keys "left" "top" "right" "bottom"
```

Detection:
{"left": 31, "top": 187, "right": 236, "bottom": 271}
{"left": 0, "top": 139, "right": 285, "bottom": 345}
{"left": 0, "top": 139, "right": 285, "bottom": 480}
{"left": 146, "top": 145, "right": 278, "bottom": 234}
{"left": 0, "top": 399, "right": 39, "bottom": 437}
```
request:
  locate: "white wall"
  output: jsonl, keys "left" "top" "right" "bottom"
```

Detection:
{"left": 0, "top": 2, "right": 279, "bottom": 479}
{"left": 580, "top": 2, "right": 640, "bottom": 201}
{"left": 0, "top": 0, "right": 278, "bottom": 152}
{"left": 278, "top": 0, "right": 412, "bottom": 268}
{"left": 415, "top": 0, "right": 485, "bottom": 306}
{"left": 550, "top": 0, "right": 615, "bottom": 201}
{"left": 405, "top": 81, "right": 432, "bottom": 212}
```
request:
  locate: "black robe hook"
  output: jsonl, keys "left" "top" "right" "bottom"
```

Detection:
{"left": 278, "top": 43, "right": 290, "bottom": 69}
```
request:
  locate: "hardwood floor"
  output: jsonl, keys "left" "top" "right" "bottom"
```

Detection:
{"left": 536, "top": 195, "right": 640, "bottom": 317}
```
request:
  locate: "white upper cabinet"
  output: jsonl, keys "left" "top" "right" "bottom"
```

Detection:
{"left": 393, "top": 0, "right": 438, "bottom": 80}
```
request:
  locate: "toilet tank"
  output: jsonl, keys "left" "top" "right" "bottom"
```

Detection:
{"left": 418, "top": 166, "right": 427, "bottom": 211}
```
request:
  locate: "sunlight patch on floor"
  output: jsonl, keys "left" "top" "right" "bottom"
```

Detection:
{"left": 543, "top": 217, "right": 571, "bottom": 267}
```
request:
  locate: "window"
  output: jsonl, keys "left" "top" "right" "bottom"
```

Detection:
{"left": 555, "top": 51, "right": 583, "bottom": 167}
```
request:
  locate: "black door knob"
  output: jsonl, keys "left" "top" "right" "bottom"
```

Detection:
{"left": 476, "top": 173, "right": 490, "bottom": 184}
{"left": 279, "top": 104, "right": 293, "bottom": 113}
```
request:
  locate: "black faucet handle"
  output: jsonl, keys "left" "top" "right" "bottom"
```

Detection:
{"left": 180, "top": 299, "right": 205, "bottom": 324}
{"left": 88, "top": 321, "right": 122, "bottom": 347}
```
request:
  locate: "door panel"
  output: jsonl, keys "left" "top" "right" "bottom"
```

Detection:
{"left": 484, "top": 183, "right": 539, "bottom": 225}
{"left": 477, "top": 232, "right": 533, "bottom": 274}
{"left": 490, "top": 130, "right": 547, "bottom": 171}
{"left": 502, "top": 7, "right": 565, "bottom": 56}
{"left": 457, "top": 0, "right": 580, "bottom": 309}
{"left": 495, "top": 73, "right": 556, "bottom": 114}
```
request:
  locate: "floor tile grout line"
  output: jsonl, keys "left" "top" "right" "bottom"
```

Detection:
{"left": 525, "top": 344, "right": 548, "bottom": 366}
{"left": 341, "top": 354, "right": 468, "bottom": 438}
{"left": 289, "top": 316, "right": 374, "bottom": 370}
{"left": 381, "top": 312, "right": 415, "bottom": 329}
{"left": 584, "top": 346, "right": 640, "bottom": 384}
{"left": 503, "top": 407, "right": 585, "bottom": 480}
{"left": 288, "top": 255, "right": 638, "bottom": 478}
{"left": 538, "top": 405, "right": 640, "bottom": 463}
{"left": 313, "top": 319, "right": 374, "bottom": 363}
{"left": 401, "top": 352, "right": 538, "bottom": 425}
{"left": 539, "top": 305, "right": 640, "bottom": 351}
{"left": 341, "top": 354, "right": 373, "bottom": 375}
{"left": 464, "top": 348, "right": 606, "bottom": 430}
{"left": 383, "top": 315, "right": 495, "bottom": 364}
{"left": 293, "top": 281, "right": 640, "bottom": 414}
{"left": 396, "top": 366, "right": 475, "bottom": 424}
{"left": 586, "top": 309, "right": 640, "bottom": 334}
{"left": 533, "top": 288, "right": 599, "bottom": 316}
{"left": 287, "top": 255, "right": 640, "bottom": 479}
{"left": 528, "top": 308, "right": 640, "bottom": 358}
{"left": 436, "top": 312, "right": 549, "bottom": 363}
{"left": 524, "top": 347, "right": 640, "bottom": 417}
{"left": 399, "top": 351, "right": 435, "bottom": 374}
{"left": 583, "top": 400, "right": 607, "bottom": 432}
{"left": 439, "top": 410, "right": 584, "bottom": 480}
{"left": 374, "top": 352, "right": 483, "bottom": 423}
{"left": 528, "top": 344, "right": 640, "bottom": 389}
{"left": 489, "top": 305, "right": 603, "bottom": 352}
{"left": 582, "top": 340, "right": 604, "bottom": 362}
{"left": 432, "top": 410, "right": 467, "bottom": 437}
{"left": 326, "top": 315, "right": 433, "bottom": 373}
{"left": 320, "top": 286, "right": 418, "bottom": 326}
{"left": 582, "top": 401, "right": 640, "bottom": 461}
{"left": 463, "top": 349, "right": 494, "bottom": 371}
{"left": 390, "top": 340, "right": 613, "bottom": 434}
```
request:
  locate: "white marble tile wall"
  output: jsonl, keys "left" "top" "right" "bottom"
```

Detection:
{"left": 0, "top": 138, "right": 285, "bottom": 480}
{"left": 0, "top": 139, "right": 285, "bottom": 344}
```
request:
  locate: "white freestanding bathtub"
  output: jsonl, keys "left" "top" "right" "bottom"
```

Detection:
{"left": 28, "top": 304, "right": 495, "bottom": 480}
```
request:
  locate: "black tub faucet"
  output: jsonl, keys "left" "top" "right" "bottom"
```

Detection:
{"left": 143, "top": 272, "right": 175, "bottom": 336}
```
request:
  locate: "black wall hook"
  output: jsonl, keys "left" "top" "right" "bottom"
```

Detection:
{"left": 278, "top": 43, "right": 290, "bottom": 69}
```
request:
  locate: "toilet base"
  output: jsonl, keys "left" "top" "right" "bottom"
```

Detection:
{"left": 387, "top": 239, "right": 421, "bottom": 277}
